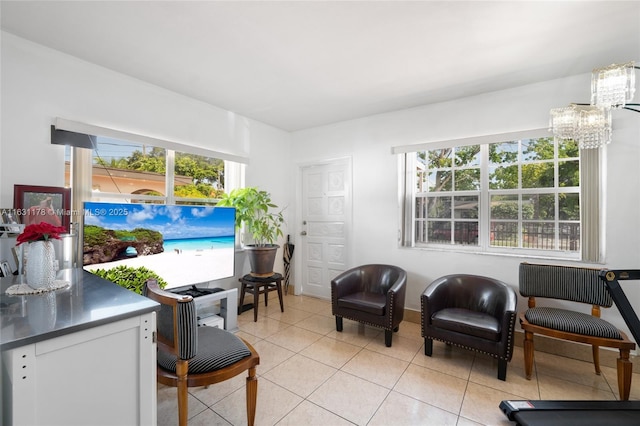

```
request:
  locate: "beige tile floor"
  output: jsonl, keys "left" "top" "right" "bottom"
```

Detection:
{"left": 157, "top": 293, "right": 640, "bottom": 425}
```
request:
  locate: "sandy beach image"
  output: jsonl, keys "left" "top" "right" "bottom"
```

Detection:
{"left": 84, "top": 247, "right": 234, "bottom": 288}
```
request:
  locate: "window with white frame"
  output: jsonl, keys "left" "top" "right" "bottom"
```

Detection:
{"left": 398, "top": 130, "right": 600, "bottom": 261}
{"left": 65, "top": 136, "right": 241, "bottom": 206}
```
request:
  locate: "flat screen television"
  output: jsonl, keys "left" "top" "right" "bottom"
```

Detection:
{"left": 83, "top": 201, "right": 236, "bottom": 290}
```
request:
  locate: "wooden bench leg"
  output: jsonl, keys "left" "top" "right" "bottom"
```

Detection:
{"left": 276, "top": 280, "right": 284, "bottom": 312}
{"left": 252, "top": 284, "right": 259, "bottom": 322}
{"left": 238, "top": 282, "right": 247, "bottom": 311}
{"left": 592, "top": 344, "right": 601, "bottom": 375}
{"left": 524, "top": 331, "right": 534, "bottom": 380}
{"left": 617, "top": 349, "right": 632, "bottom": 401}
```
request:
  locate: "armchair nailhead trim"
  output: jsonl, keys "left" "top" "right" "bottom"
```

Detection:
{"left": 387, "top": 291, "right": 394, "bottom": 328}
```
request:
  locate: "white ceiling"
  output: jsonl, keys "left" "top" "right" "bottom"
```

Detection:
{"left": 1, "top": 1, "right": 639, "bottom": 132}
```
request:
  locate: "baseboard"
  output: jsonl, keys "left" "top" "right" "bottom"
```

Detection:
{"left": 404, "top": 307, "right": 422, "bottom": 325}
{"left": 403, "top": 308, "right": 639, "bottom": 374}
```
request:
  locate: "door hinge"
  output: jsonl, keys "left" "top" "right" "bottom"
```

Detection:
{"left": 152, "top": 331, "right": 157, "bottom": 343}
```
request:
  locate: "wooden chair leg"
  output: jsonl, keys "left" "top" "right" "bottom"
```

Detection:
{"left": 246, "top": 366, "right": 258, "bottom": 426}
{"left": 385, "top": 329, "right": 392, "bottom": 347}
{"left": 617, "top": 349, "right": 632, "bottom": 401}
{"left": 252, "top": 284, "right": 259, "bottom": 322}
{"left": 176, "top": 360, "right": 189, "bottom": 426}
{"left": 276, "top": 280, "right": 284, "bottom": 312}
{"left": 239, "top": 282, "right": 247, "bottom": 311}
{"left": 498, "top": 359, "right": 507, "bottom": 381}
{"left": 592, "top": 344, "right": 601, "bottom": 375}
{"left": 424, "top": 338, "right": 433, "bottom": 356}
{"left": 336, "top": 316, "right": 343, "bottom": 331}
{"left": 523, "top": 331, "right": 534, "bottom": 380}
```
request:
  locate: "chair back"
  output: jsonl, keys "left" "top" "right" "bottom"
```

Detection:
{"left": 144, "top": 280, "right": 198, "bottom": 360}
{"left": 519, "top": 263, "right": 613, "bottom": 307}
{"left": 425, "top": 274, "right": 516, "bottom": 316}
{"left": 359, "top": 264, "right": 406, "bottom": 294}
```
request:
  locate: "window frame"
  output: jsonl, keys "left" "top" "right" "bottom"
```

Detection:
{"left": 81, "top": 140, "right": 230, "bottom": 206}
{"left": 396, "top": 129, "right": 602, "bottom": 262}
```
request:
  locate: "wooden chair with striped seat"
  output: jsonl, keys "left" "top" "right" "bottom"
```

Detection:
{"left": 519, "top": 263, "right": 635, "bottom": 400}
{"left": 144, "top": 280, "right": 260, "bottom": 426}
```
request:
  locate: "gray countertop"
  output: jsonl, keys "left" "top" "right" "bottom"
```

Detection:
{"left": 0, "top": 268, "right": 159, "bottom": 351}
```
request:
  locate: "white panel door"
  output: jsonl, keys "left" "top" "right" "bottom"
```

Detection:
{"left": 300, "top": 159, "right": 351, "bottom": 299}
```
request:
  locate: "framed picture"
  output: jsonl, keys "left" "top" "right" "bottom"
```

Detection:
{"left": 14, "top": 185, "right": 71, "bottom": 233}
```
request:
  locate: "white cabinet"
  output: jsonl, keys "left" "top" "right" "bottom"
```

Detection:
{"left": 2, "top": 312, "right": 156, "bottom": 425}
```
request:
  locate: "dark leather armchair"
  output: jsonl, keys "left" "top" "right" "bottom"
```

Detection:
{"left": 421, "top": 274, "right": 517, "bottom": 380}
{"left": 331, "top": 264, "right": 407, "bottom": 347}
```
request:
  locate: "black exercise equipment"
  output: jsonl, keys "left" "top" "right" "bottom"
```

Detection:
{"left": 500, "top": 269, "right": 640, "bottom": 426}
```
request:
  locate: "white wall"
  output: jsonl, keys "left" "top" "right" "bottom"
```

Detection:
{"left": 2, "top": 31, "right": 638, "bottom": 346}
{"left": 291, "top": 74, "right": 640, "bottom": 343}
{"left": 0, "top": 33, "right": 292, "bottom": 279}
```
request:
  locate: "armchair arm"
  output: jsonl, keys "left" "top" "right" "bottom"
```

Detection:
{"left": 421, "top": 276, "right": 454, "bottom": 320}
{"left": 387, "top": 271, "right": 407, "bottom": 294}
{"left": 386, "top": 269, "right": 407, "bottom": 323}
{"left": 498, "top": 286, "right": 518, "bottom": 325}
{"left": 497, "top": 286, "right": 518, "bottom": 360}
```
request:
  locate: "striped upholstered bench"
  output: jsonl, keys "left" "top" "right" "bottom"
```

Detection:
{"left": 519, "top": 262, "right": 635, "bottom": 400}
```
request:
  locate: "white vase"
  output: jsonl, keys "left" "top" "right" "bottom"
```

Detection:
{"left": 26, "top": 240, "right": 56, "bottom": 290}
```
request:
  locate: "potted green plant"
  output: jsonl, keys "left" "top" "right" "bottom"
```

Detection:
{"left": 217, "top": 187, "right": 284, "bottom": 276}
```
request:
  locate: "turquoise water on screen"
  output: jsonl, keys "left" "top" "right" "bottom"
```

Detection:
{"left": 163, "top": 236, "right": 235, "bottom": 251}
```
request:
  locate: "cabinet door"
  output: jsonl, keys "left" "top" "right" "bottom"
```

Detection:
{"left": 3, "top": 312, "right": 156, "bottom": 425}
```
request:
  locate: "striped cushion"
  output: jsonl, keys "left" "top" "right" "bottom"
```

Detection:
{"left": 519, "top": 263, "right": 613, "bottom": 307}
{"left": 155, "top": 298, "right": 198, "bottom": 360}
{"left": 525, "top": 307, "right": 622, "bottom": 339}
{"left": 158, "top": 326, "right": 252, "bottom": 374}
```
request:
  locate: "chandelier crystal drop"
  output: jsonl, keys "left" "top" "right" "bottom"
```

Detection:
{"left": 549, "top": 106, "right": 579, "bottom": 140}
{"left": 549, "top": 104, "right": 611, "bottom": 149}
{"left": 576, "top": 106, "right": 611, "bottom": 149}
{"left": 591, "top": 61, "right": 636, "bottom": 109}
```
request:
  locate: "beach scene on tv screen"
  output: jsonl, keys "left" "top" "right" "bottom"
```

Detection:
{"left": 83, "top": 202, "right": 235, "bottom": 289}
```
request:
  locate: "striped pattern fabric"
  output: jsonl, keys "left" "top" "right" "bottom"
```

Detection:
{"left": 525, "top": 307, "right": 622, "bottom": 339}
{"left": 176, "top": 301, "right": 198, "bottom": 360}
{"left": 155, "top": 298, "right": 198, "bottom": 360}
{"left": 519, "top": 263, "right": 613, "bottom": 307}
{"left": 158, "top": 326, "right": 251, "bottom": 374}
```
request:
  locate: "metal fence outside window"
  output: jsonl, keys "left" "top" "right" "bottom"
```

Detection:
{"left": 490, "top": 222, "right": 580, "bottom": 251}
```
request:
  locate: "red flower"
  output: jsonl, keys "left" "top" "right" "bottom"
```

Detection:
{"left": 16, "top": 222, "right": 66, "bottom": 245}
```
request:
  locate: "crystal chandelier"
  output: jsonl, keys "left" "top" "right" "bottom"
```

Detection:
{"left": 550, "top": 61, "right": 639, "bottom": 149}
{"left": 591, "top": 62, "right": 636, "bottom": 109}
{"left": 550, "top": 105, "right": 612, "bottom": 149}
